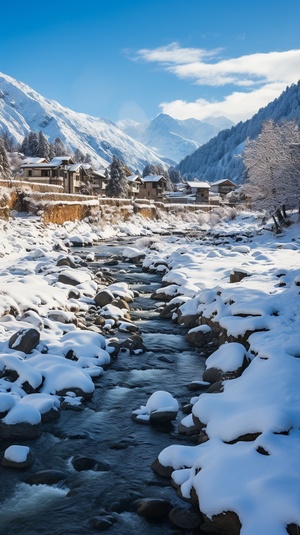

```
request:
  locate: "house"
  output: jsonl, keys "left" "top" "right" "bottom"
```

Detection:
{"left": 137, "top": 175, "right": 167, "bottom": 201}
{"left": 127, "top": 174, "right": 143, "bottom": 198}
{"left": 21, "top": 156, "right": 91, "bottom": 194}
{"left": 210, "top": 179, "right": 237, "bottom": 196}
{"left": 90, "top": 168, "right": 108, "bottom": 195}
{"left": 185, "top": 181, "right": 210, "bottom": 203}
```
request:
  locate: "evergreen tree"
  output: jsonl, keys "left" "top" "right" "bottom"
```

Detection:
{"left": 168, "top": 166, "right": 182, "bottom": 184}
{"left": 27, "top": 132, "right": 39, "bottom": 157}
{"left": 20, "top": 134, "right": 29, "bottom": 156}
{"left": 37, "top": 131, "right": 50, "bottom": 159}
{"left": 0, "top": 139, "right": 12, "bottom": 179}
{"left": 106, "top": 156, "right": 128, "bottom": 198}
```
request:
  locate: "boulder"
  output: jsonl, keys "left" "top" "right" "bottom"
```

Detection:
{"left": 8, "top": 328, "right": 40, "bottom": 354}
{"left": 136, "top": 498, "right": 173, "bottom": 519}
{"left": 26, "top": 469, "right": 67, "bottom": 486}
{"left": 0, "top": 403, "right": 42, "bottom": 440}
{"left": 89, "top": 516, "right": 115, "bottom": 530}
{"left": 230, "top": 269, "right": 251, "bottom": 283}
{"left": 203, "top": 510, "right": 242, "bottom": 535}
{"left": 149, "top": 410, "right": 178, "bottom": 424}
{"left": 0, "top": 419, "right": 42, "bottom": 440}
{"left": 169, "top": 507, "right": 202, "bottom": 530}
{"left": 72, "top": 456, "right": 110, "bottom": 472}
{"left": 94, "top": 290, "right": 114, "bottom": 307}
{"left": 151, "top": 457, "right": 173, "bottom": 478}
{"left": 56, "top": 257, "right": 76, "bottom": 268}
{"left": 2, "top": 445, "right": 33, "bottom": 469}
{"left": 186, "top": 325, "right": 213, "bottom": 348}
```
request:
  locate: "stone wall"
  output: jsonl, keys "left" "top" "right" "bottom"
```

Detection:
{"left": 0, "top": 181, "right": 219, "bottom": 225}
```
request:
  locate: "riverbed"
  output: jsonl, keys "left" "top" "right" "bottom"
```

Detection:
{"left": 0, "top": 237, "right": 206, "bottom": 535}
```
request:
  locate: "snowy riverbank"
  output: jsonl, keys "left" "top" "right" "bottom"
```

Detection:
{"left": 0, "top": 210, "right": 299, "bottom": 535}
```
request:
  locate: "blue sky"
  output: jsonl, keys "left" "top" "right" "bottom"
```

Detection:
{"left": 1, "top": 0, "right": 300, "bottom": 124}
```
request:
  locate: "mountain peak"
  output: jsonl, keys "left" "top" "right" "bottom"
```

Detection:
{"left": 0, "top": 72, "right": 166, "bottom": 171}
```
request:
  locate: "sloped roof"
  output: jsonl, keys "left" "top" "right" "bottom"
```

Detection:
{"left": 49, "top": 156, "right": 74, "bottom": 166}
{"left": 186, "top": 181, "right": 210, "bottom": 189}
{"left": 143, "top": 174, "right": 166, "bottom": 183}
{"left": 22, "top": 157, "right": 48, "bottom": 164}
{"left": 210, "top": 179, "right": 236, "bottom": 186}
{"left": 127, "top": 174, "right": 141, "bottom": 182}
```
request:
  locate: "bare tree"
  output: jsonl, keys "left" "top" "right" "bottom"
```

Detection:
{"left": 243, "top": 119, "right": 300, "bottom": 218}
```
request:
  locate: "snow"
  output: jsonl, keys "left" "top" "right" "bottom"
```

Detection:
{"left": 139, "top": 210, "right": 300, "bottom": 534}
{"left": 204, "top": 342, "right": 248, "bottom": 373}
{"left": 0, "top": 209, "right": 299, "bottom": 534}
{"left": 4, "top": 445, "right": 30, "bottom": 463}
{"left": 132, "top": 391, "right": 179, "bottom": 422}
{"left": 0, "top": 71, "right": 167, "bottom": 171}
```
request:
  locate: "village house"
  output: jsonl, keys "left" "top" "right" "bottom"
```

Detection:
{"left": 21, "top": 156, "right": 92, "bottom": 194}
{"left": 127, "top": 174, "right": 143, "bottom": 198}
{"left": 210, "top": 179, "right": 237, "bottom": 196}
{"left": 185, "top": 180, "right": 210, "bottom": 203}
{"left": 137, "top": 174, "right": 167, "bottom": 201}
{"left": 90, "top": 168, "right": 107, "bottom": 195}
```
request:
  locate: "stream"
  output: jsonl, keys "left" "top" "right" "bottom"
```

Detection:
{"left": 0, "top": 237, "right": 206, "bottom": 535}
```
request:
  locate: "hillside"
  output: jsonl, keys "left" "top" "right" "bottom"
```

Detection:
{"left": 117, "top": 113, "right": 233, "bottom": 163}
{"left": 0, "top": 72, "right": 166, "bottom": 171}
{"left": 177, "top": 80, "right": 300, "bottom": 183}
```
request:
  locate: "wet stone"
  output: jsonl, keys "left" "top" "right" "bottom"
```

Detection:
{"left": 136, "top": 498, "right": 173, "bottom": 519}
{"left": 72, "top": 456, "right": 110, "bottom": 472}
{"left": 169, "top": 506, "right": 202, "bottom": 529}
{"left": 89, "top": 515, "right": 116, "bottom": 530}
{"left": 26, "top": 469, "right": 67, "bottom": 486}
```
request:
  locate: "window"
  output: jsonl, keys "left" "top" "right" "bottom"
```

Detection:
{"left": 28, "top": 170, "right": 32, "bottom": 177}
{"left": 41, "top": 170, "right": 50, "bottom": 177}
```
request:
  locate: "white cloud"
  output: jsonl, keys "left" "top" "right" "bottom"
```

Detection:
{"left": 135, "top": 42, "right": 222, "bottom": 65}
{"left": 134, "top": 43, "right": 300, "bottom": 122}
{"left": 160, "top": 83, "right": 287, "bottom": 123}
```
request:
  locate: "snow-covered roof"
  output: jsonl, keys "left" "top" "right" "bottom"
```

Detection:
{"left": 49, "top": 157, "right": 73, "bottom": 165}
{"left": 22, "top": 157, "right": 48, "bottom": 164}
{"left": 92, "top": 169, "right": 107, "bottom": 178}
{"left": 127, "top": 174, "right": 141, "bottom": 182}
{"left": 67, "top": 163, "right": 82, "bottom": 172}
{"left": 21, "top": 163, "right": 54, "bottom": 169}
{"left": 186, "top": 181, "right": 210, "bottom": 189}
{"left": 143, "top": 174, "right": 166, "bottom": 183}
{"left": 210, "top": 179, "right": 236, "bottom": 186}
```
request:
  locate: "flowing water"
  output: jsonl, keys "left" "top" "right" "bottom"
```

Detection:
{"left": 0, "top": 238, "right": 206, "bottom": 535}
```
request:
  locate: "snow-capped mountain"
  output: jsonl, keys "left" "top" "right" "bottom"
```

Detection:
{"left": 0, "top": 72, "right": 166, "bottom": 171}
{"left": 117, "top": 113, "right": 234, "bottom": 163}
{"left": 177, "top": 80, "right": 300, "bottom": 184}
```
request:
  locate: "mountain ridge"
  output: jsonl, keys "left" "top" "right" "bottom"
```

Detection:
{"left": 117, "top": 113, "right": 234, "bottom": 163}
{"left": 0, "top": 72, "right": 167, "bottom": 171}
{"left": 177, "top": 80, "right": 300, "bottom": 184}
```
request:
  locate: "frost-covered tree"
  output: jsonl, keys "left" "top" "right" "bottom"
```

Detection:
{"left": 243, "top": 119, "right": 300, "bottom": 215}
{"left": 142, "top": 162, "right": 173, "bottom": 190}
{"left": 0, "top": 139, "right": 12, "bottom": 179}
{"left": 51, "top": 136, "right": 68, "bottom": 157}
{"left": 0, "top": 131, "right": 16, "bottom": 152}
{"left": 168, "top": 166, "right": 182, "bottom": 184}
{"left": 37, "top": 131, "right": 50, "bottom": 159}
{"left": 106, "top": 156, "right": 128, "bottom": 198}
{"left": 73, "top": 148, "right": 85, "bottom": 162}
